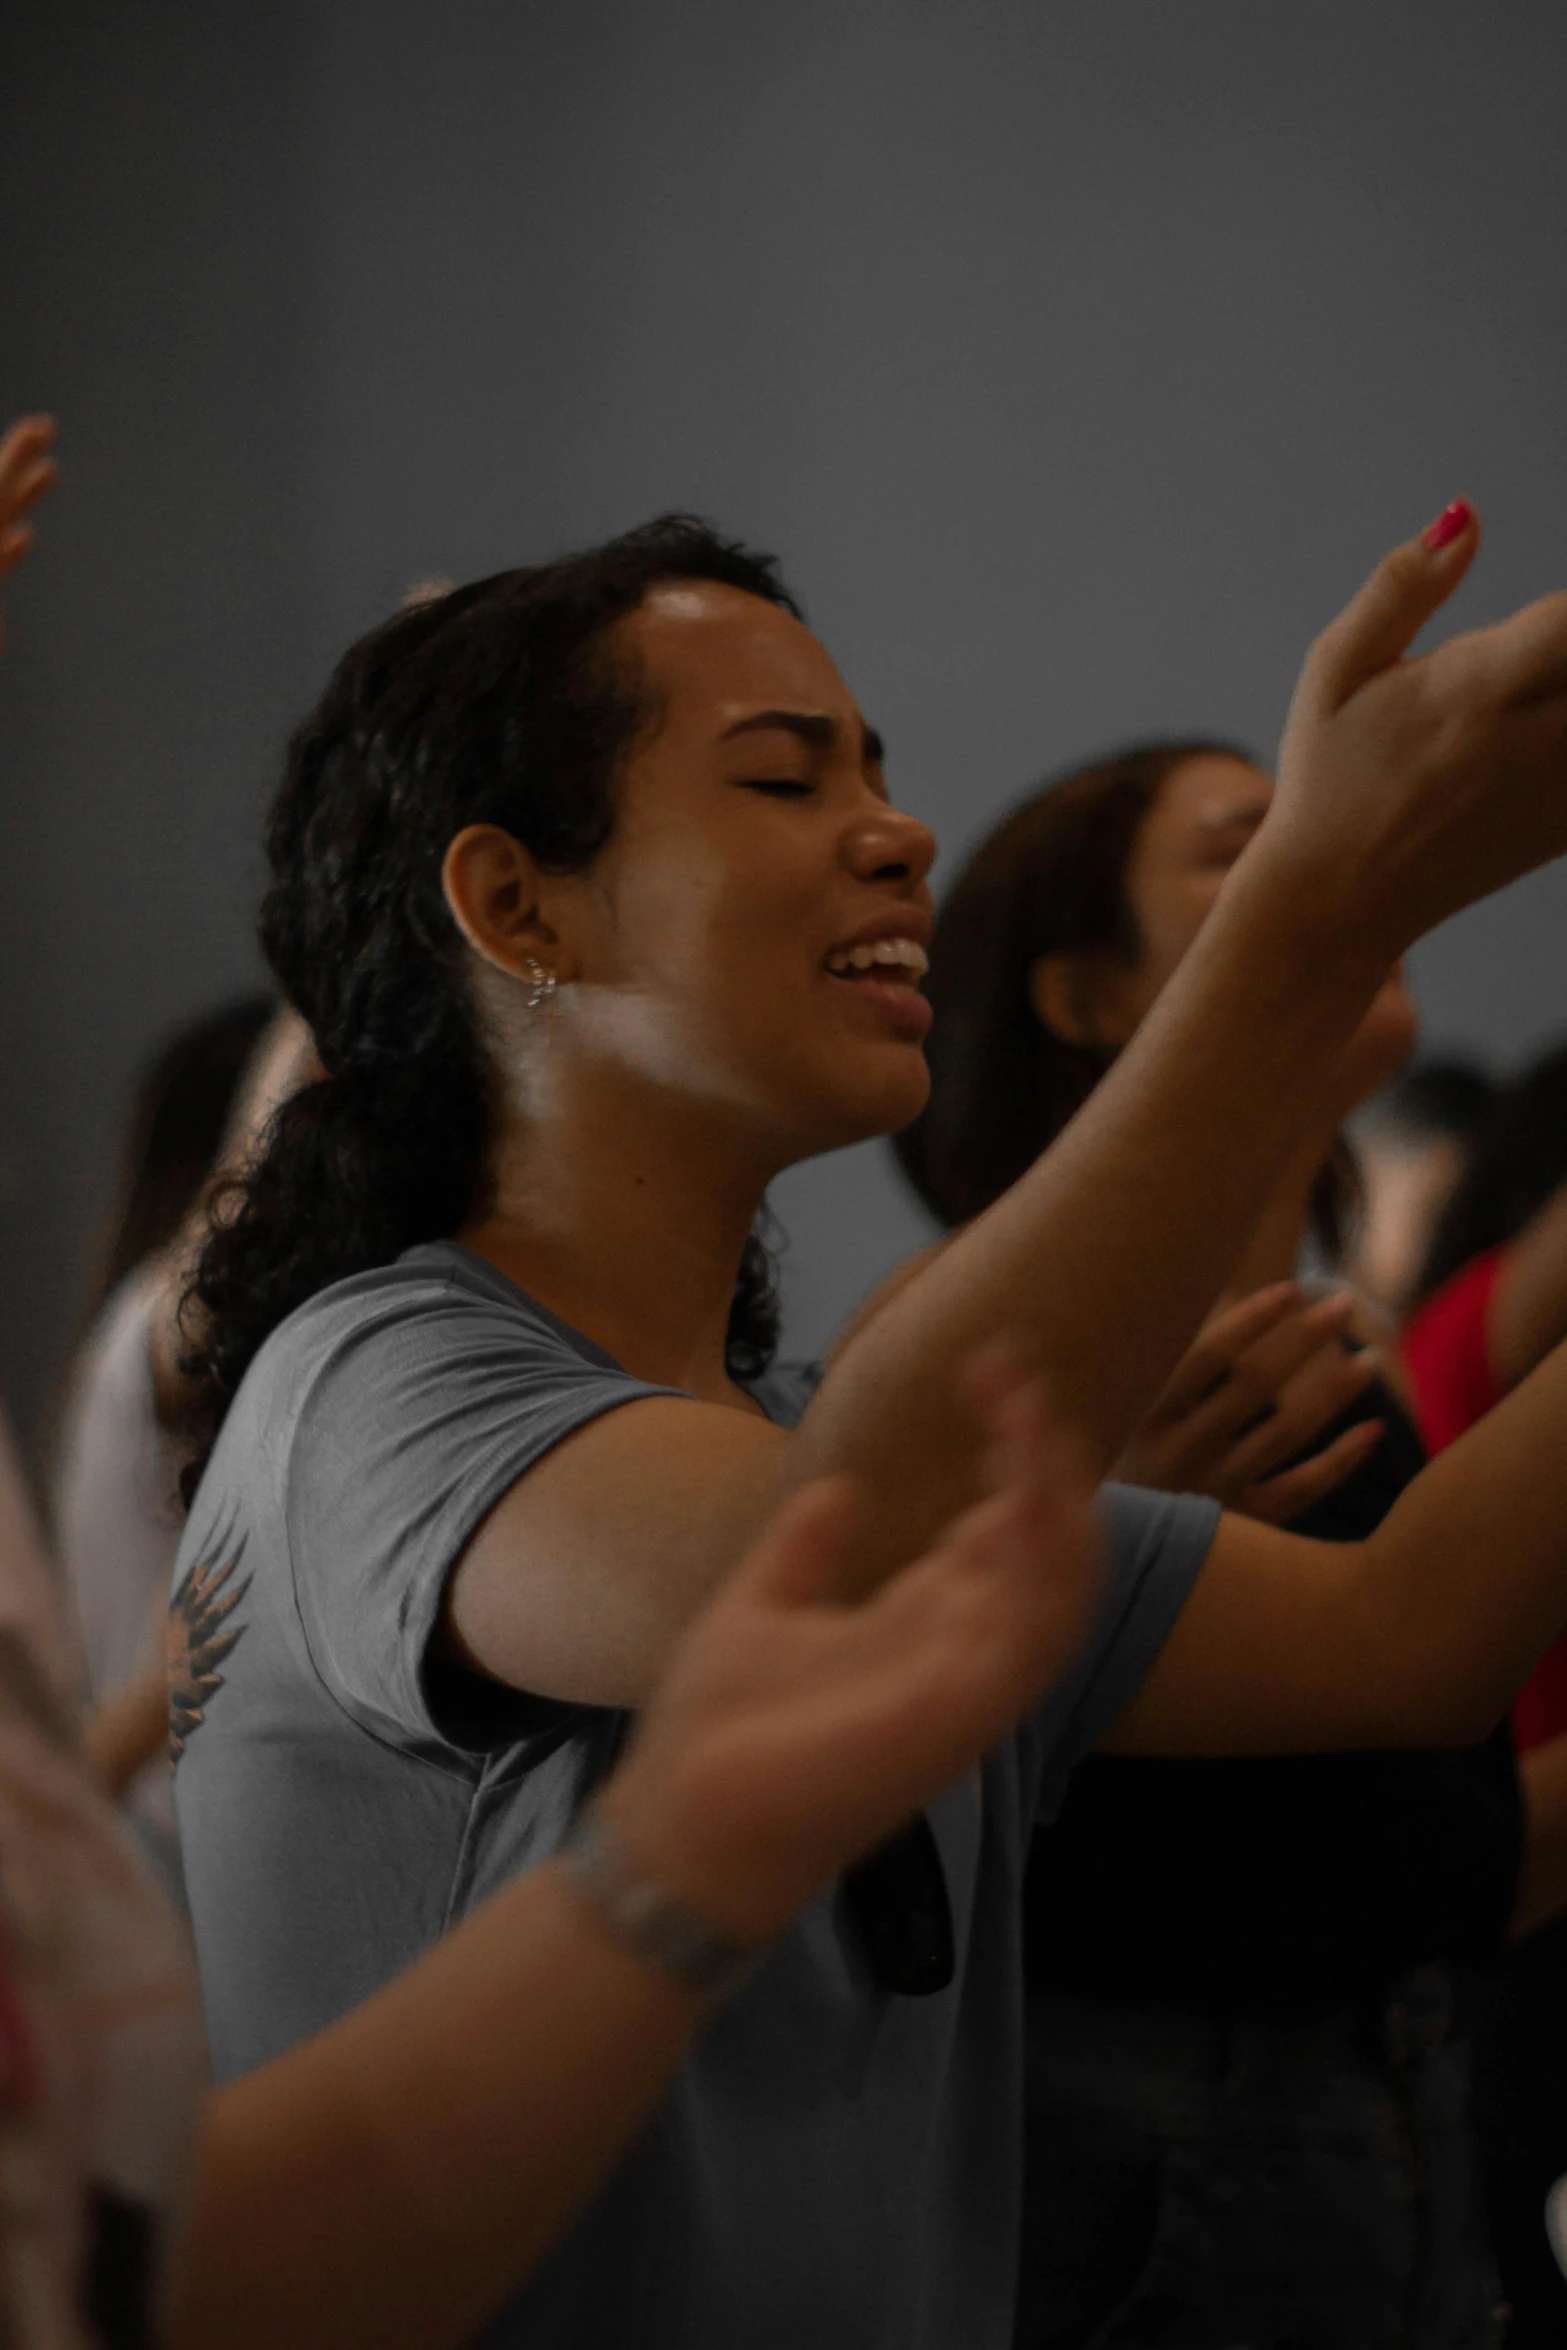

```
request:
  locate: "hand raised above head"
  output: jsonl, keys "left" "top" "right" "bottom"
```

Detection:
{"left": 0, "top": 415, "right": 59, "bottom": 651}
{"left": 1265, "top": 498, "right": 1567, "bottom": 951}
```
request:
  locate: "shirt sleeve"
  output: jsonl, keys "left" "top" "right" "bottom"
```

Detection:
{"left": 1024, "top": 1482, "right": 1221, "bottom": 1822}
{"left": 280, "top": 1268, "right": 683, "bottom": 1753}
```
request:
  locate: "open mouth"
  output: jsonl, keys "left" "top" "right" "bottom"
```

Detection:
{"left": 823, "top": 939, "right": 931, "bottom": 986}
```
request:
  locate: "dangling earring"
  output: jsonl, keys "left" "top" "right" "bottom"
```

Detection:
{"left": 523, "top": 957, "right": 558, "bottom": 1015}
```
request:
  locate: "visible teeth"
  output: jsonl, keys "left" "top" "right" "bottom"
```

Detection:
{"left": 825, "top": 938, "right": 930, "bottom": 977}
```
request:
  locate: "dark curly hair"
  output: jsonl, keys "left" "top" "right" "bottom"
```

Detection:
{"left": 892, "top": 737, "right": 1361, "bottom": 1257}
{"left": 179, "top": 515, "right": 799, "bottom": 1501}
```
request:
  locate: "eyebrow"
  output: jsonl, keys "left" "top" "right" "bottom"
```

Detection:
{"left": 720, "top": 709, "right": 886, "bottom": 764}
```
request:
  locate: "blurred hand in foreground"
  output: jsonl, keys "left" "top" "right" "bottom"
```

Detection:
{"left": 603, "top": 1350, "right": 1103, "bottom": 1946}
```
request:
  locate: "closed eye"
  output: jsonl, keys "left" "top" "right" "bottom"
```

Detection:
{"left": 737, "top": 777, "right": 816, "bottom": 799}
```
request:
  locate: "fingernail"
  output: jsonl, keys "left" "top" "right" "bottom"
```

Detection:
{"left": 1421, "top": 498, "right": 1473, "bottom": 551}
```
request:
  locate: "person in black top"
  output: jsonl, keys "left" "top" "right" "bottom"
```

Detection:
{"left": 894, "top": 740, "right": 1555, "bottom": 2349}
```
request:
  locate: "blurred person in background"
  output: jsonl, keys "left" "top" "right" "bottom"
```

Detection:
{"left": 1401, "top": 1046, "right": 1567, "bottom": 2350}
{"left": 1347, "top": 1058, "right": 1498, "bottom": 1318}
{"left": 51, "top": 994, "right": 276, "bottom": 1880}
{"left": 895, "top": 740, "right": 1546, "bottom": 2350}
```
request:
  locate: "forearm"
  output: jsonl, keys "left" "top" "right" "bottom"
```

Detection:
{"left": 1513, "top": 1732, "right": 1567, "bottom": 1939}
{"left": 789, "top": 849, "right": 1390, "bottom": 1579}
{"left": 170, "top": 1861, "right": 703, "bottom": 2350}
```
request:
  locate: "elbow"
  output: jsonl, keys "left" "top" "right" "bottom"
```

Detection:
{"left": 1401, "top": 1675, "right": 1507, "bottom": 1752}
{"left": 1430, "top": 1700, "right": 1508, "bottom": 1751}
{"left": 1363, "top": 1616, "right": 1507, "bottom": 1749}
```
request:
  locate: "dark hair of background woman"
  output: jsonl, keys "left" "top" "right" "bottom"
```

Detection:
{"left": 1413, "top": 1042, "right": 1567, "bottom": 1306}
{"left": 96, "top": 995, "right": 276, "bottom": 1308}
{"left": 894, "top": 737, "right": 1360, "bottom": 1249}
{"left": 178, "top": 516, "right": 798, "bottom": 1502}
{"left": 894, "top": 740, "right": 1252, "bottom": 1226}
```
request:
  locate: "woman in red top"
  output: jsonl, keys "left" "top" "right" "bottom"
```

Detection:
{"left": 1404, "top": 1049, "right": 1567, "bottom": 1744}
{"left": 1401, "top": 1047, "right": 1567, "bottom": 2350}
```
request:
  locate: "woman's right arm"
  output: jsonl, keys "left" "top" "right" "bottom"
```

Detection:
{"left": 171, "top": 1361, "right": 1100, "bottom": 2350}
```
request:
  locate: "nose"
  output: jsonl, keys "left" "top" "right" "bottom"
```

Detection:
{"left": 842, "top": 802, "right": 937, "bottom": 890}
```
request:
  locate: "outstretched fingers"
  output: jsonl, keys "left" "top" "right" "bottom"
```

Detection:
{"left": 1459, "top": 586, "right": 1567, "bottom": 708}
{"left": 1147, "top": 1283, "right": 1303, "bottom": 1418}
{"left": 1299, "top": 498, "right": 1478, "bottom": 716}
{"left": 1237, "top": 1416, "right": 1386, "bottom": 1526}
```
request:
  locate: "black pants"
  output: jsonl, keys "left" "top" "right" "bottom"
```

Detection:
{"left": 1018, "top": 1970, "right": 1502, "bottom": 2350}
{"left": 1475, "top": 1912, "right": 1567, "bottom": 2350}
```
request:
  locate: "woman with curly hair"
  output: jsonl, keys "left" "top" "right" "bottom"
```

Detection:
{"left": 172, "top": 501, "right": 1567, "bottom": 2350}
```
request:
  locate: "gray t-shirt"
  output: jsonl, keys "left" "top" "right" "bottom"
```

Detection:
{"left": 172, "top": 1241, "right": 1218, "bottom": 2350}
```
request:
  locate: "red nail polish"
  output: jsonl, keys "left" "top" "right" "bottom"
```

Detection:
{"left": 1421, "top": 498, "right": 1473, "bottom": 551}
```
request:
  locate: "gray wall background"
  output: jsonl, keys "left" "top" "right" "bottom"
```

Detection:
{"left": 3, "top": 0, "right": 1566, "bottom": 1446}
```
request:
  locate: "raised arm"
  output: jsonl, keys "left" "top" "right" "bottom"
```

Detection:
{"left": 786, "top": 509, "right": 1567, "bottom": 1562}
{"left": 453, "top": 508, "right": 1567, "bottom": 1706}
{"left": 173, "top": 1360, "right": 1100, "bottom": 2350}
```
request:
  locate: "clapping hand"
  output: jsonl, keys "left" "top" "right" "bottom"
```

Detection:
{"left": 602, "top": 1349, "right": 1103, "bottom": 1948}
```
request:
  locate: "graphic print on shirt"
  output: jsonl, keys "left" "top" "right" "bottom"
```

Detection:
{"left": 169, "top": 1524, "right": 251, "bottom": 1762}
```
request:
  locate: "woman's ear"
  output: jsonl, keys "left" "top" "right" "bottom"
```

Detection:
{"left": 1029, "top": 953, "right": 1099, "bottom": 1049}
{"left": 441, "top": 825, "right": 563, "bottom": 980}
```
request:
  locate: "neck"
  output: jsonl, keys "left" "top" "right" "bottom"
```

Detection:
{"left": 462, "top": 1065, "right": 777, "bottom": 1404}
{"left": 1223, "top": 1125, "right": 1339, "bottom": 1300}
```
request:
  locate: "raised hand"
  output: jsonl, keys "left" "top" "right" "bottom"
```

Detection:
{"left": 0, "top": 415, "right": 58, "bottom": 650}
{"left": 1267, "top": 500, "right": 1567, "bottom": 950}
{"left": 600, "top": 1351, "right": 1103, "bottom": 1947}
{"left": 1111, "top": 1282, "right": 1385, "bottom": 1526}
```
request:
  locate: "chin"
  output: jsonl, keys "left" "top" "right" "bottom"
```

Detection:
{"left": 836, "top": 1057, "right": 933, "bottom": 1148}
{"left": 779, "top": 1050, "right": 930, "bottom": 1160}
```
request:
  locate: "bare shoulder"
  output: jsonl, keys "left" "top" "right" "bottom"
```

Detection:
{"left": 444, "top": 1391, "right": 788, "bottom": 1710}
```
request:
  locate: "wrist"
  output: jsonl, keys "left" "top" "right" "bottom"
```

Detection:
{"left": 559, "top": 1801, "right": 765, "bottom": 1999}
